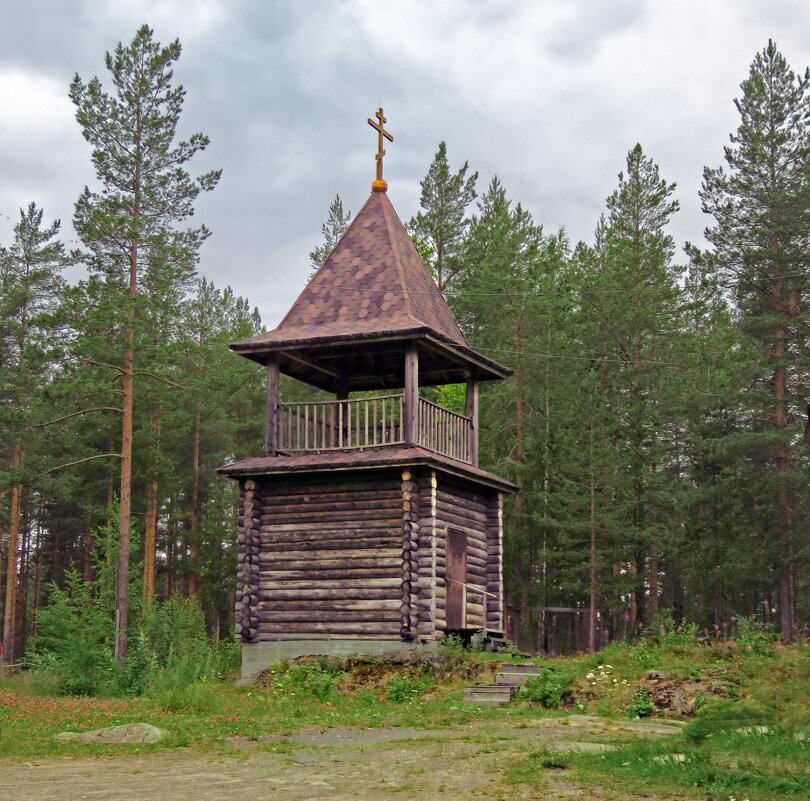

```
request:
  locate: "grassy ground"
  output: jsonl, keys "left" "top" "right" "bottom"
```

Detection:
{"left": 2, "top": 638, "right": 809, "bottom": 800}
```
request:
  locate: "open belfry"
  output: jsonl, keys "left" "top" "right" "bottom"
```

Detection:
{"left": 220, "top": 110, "right": 516, "bottom": 677}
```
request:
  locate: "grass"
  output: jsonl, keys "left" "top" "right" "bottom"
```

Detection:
{"left": 2, "top": 637, "right": 809, "bottom": 801}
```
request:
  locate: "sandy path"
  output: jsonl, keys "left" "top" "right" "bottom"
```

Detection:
{"left": 6, "top": 716, "right": 686, "bottom": 801}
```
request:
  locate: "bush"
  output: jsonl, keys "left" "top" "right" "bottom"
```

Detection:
{"left": 627, "top": 690, "right": 655, "bottom": 718}
{"left": 522, "top": 666, "right": 572, "bottom": 708}
{"left": 27, "top": 570, "right": 116, "bottom": 696}
{"left": 733, "top": 616, "right": 777, "bottom": 656}
{"left": 388, "top": 674, "right": 417, "bottom": 703}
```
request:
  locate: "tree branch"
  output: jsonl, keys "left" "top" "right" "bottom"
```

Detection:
{"left": 29, "top": 407, "right": 124, "bottom": 429}
{"left": 40, "top": 452, "right": 122, "bottom": 476}
{"left": 135, "top": 371, "right": 188, "bottom": 389}
{"left": 77, "top": 356, "right": 127, "bottom": 374}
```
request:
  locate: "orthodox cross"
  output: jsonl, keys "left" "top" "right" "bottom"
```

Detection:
{"left": 367, "top": 107, "right": 394, "bottom": 182}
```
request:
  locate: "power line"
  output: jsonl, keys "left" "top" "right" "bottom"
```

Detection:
{"left": 477, "top": 346, "right": 685, "bottom": 369}
{"left": 305, "top": 274, "right": 810, "bottom": 299}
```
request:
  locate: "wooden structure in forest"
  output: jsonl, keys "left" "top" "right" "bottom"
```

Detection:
{"left": 219, "top": 113, "right": 516, "bottom": 676}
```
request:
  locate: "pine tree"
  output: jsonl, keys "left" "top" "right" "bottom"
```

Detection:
{"left": 0, "top": 203, "right": 68, "bottom": 664}
{"left": 700, "top": 41, "right": 810, "bottom": 638}
{"left": 409, "top": 142, "right": 477, "bottom": 293}
{"left": 69, "top": 25, "right": 221, "bottom": 659}
{"left": 309, "top": 194, "right": 351, "bottom": 273}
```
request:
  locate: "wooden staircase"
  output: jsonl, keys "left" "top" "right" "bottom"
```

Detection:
{"left": 463, "top": 662, "right": 538, "bottom": 707}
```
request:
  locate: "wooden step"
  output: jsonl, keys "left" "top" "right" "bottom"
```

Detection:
{"left": 499, "top": 662, "right": 538, "bottom": 675}
{"left": 463, "top": 684, "right": 516, "bottom": 707}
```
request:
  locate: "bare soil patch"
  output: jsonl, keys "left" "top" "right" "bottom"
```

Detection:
{"left": 6, "top": 716, "right": 687, "bottom": 801}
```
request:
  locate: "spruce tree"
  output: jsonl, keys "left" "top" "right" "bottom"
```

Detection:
{"left": 309, "top": 194, "right": 351, "bottom": 273}
{"left": 409, "top": 142, "right": 477, "bottom": 293}
{"left": 69, "top": 25, "right": 220, "bottom": 658}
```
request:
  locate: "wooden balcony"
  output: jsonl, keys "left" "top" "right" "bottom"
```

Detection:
{"left": 276, "top": 393, "right": 474, "bottom": 464}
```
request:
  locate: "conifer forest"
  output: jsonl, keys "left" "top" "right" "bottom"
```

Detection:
{"left": 2, "top": 29, "right": 810, "bottom": 667}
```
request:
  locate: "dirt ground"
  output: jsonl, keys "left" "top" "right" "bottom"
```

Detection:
{"left": 6, "top": 715, "right": 689, "bottom": 801}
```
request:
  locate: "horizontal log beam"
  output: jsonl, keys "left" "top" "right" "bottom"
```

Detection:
{"left": 257, "top": 610, "right": 402, "bottom": 623}
{"left": 260, "top": 567, "right": 400, "bottom": 581}
{"left": 258, "top": 549, "right": 401, "bottom": 563}
{"left": 257, "top": 622, "right": 398, "bottom": 635}
{"left": 260, "top": 577, "right": 401, "bottom": 590}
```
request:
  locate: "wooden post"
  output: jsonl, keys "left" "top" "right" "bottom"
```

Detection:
{"left": 336, "top": 373, "right": 349, "bottom": 401}
{"left": 465, "top": 375, "right": 479, "bottom": 466}
{"left": 404, "top": 346, "right": 419, "bottom": 445}
{"left": 265, "top": 357, "right": 279, "bottom": 456}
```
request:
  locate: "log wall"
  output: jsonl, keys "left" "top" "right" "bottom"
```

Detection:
{"left": 249, "top": 471, "right": 404, "bottom": 640}
{"left": 432, "top": 477, "right": 492, "bottom": 632}
{"left": 234, "top": 466, "right": 505, "bottom": 645}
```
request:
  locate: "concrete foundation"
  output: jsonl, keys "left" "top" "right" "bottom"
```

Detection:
{"left": 241, "top": 637, "right": 438, "bottom": 680}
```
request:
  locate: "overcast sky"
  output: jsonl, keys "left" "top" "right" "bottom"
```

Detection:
{"left": 2, "top": 1, "right": 810, "bottom": 327}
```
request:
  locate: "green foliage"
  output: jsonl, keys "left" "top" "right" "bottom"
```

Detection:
{"left": 309, "top": 193, "right": 352, "bottom": 273}
{"left": 521, "top": 666, "right": 573, "bottom": 708}
{"left": 653, "top": 616, "right": 699, "bottom": 650}
{"left": 388, "top": 675, "right": 417, "bottom": 703}
{"left": 627, "top": 690, "right": 655, "bottom": 718}
{"left": 27, "top": 569, "right": 115, "bottom": 696}
{"left": 733, "top": 616, "right": 778, "bottom": 656}
{"left": 408, "top": 140, "right": 477, "bottom": 292}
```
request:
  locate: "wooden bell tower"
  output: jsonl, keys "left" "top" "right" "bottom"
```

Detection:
{"left": 220, "top": 112, "right": 516, "bottom": 677}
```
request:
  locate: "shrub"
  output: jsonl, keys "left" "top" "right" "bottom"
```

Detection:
{"left": 627, "top": 690, "right": 655, "bottom": 718}
{"left": 732, "top": 616, "right": 777, "bottom": 656}
{"left": 388, "top": 674, "right": 417, "bottom": 703}
{"left": 27, "top": 569, "right": 116, "bottom": 696}
{"left": 522, "top": 666, "right": 572, "bottom": 708}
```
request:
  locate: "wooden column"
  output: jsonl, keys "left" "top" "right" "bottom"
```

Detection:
{"left": 265, "top": 357, "right": 279, "bottom": 456}
{"left": 335, "top": 373, "right": 349, "bottom": 401}
{"left": 404, "top": 346, "right": 419, "bottom": 445}
{"left": 465, "top": 375, "right": 479, "bottom": 466}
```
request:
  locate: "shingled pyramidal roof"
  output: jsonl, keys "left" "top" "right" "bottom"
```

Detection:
{"left": 236, "top": 189, "right": 469, "bottom": 349}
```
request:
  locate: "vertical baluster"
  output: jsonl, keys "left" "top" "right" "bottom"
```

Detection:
{"left": 381, "top": 398, "right": 386, "bottom": 444}
{"left": 304, "top": 405, "right": 309, "bottom": 451}
{"left": 356, "top": 400, "right": 360, "bottom": 448}
{"left": 320, "top": 403, "right": 325, "bottom": 450}
{"left": 338, "top": 401, "right": 343, "bottom": 448}
{"left": 399, "top": 395, "right": 403, "bottom": 442}
{"left": 373, "top": 399, "right": 378, "bottom": 446}
{"left": 364, "top": 399, "right": 369, "bottom": 448}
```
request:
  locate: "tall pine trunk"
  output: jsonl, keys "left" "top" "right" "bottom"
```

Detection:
{"left": 188, "top": 404, "right": 202, "bottom": 599}
{"left": 143, "top": 408, "right": 161, "bottom": 608}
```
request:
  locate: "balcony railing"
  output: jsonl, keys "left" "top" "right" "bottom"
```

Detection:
{"left": 416, "top": 397, "right": 472, "bottom": 464}
{"left": 276, "top": 393, "right": 473, "bottom": 464}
